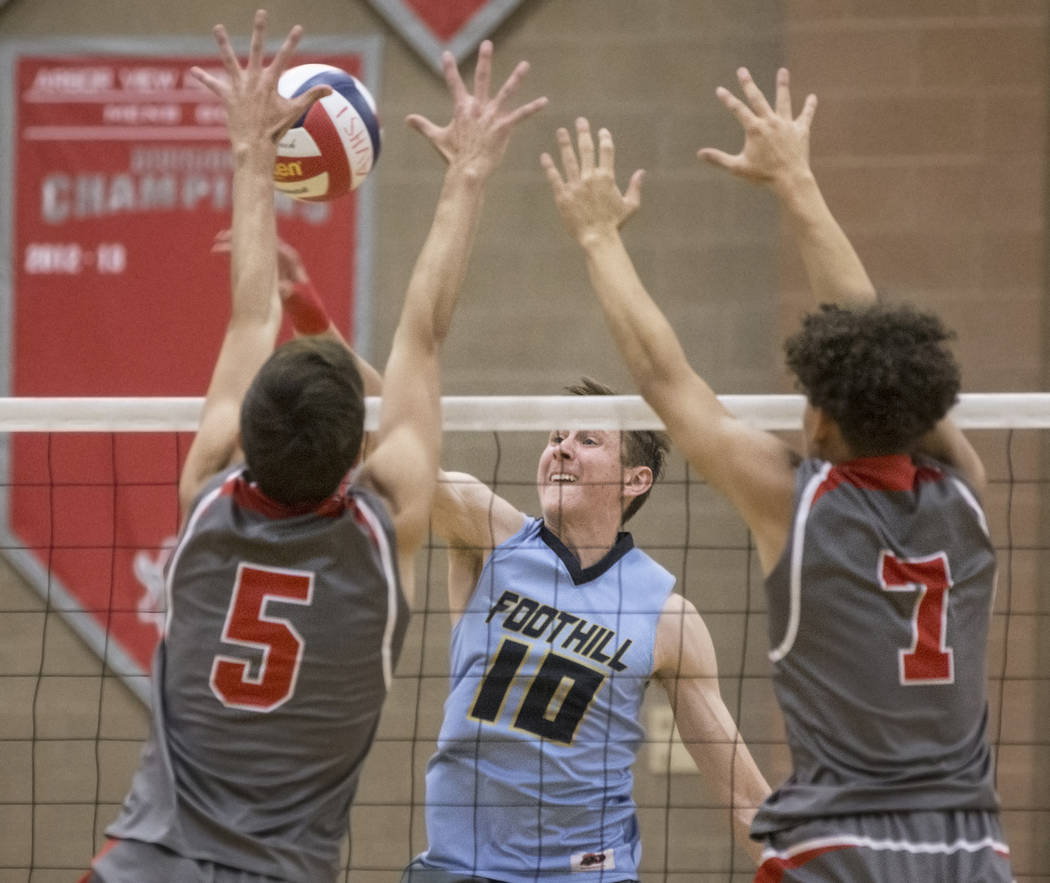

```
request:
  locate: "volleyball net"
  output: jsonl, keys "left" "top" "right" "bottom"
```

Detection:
{"left": 0, "top": 394, "right": 1046, "bottom": 881}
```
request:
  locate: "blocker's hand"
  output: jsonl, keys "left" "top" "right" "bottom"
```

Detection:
{"left": 406, "top": 40, "right": 548, "bottom": 180}
{"left": 698, "top": 66, "right": 817, "bottom": 190}
{"left": 189, "top": 9, "right": 330, "bottom": 154}
{"left": 541, "top": 117, "right": 644, "bottom": 244}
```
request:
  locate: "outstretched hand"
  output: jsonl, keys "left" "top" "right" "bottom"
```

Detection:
{"left": 698, "top": 67, "right": 817, "bottom": 188}
{"left": 541, "top": 117, "right": 644, "bottom": 244}
{"left": 406, "top": 40, "right": 548, "bottom": 179}
{"left": 189, "top": 9, "right": 330, "bottom": 155}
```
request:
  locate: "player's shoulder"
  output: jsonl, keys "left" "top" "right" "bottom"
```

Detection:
{"left": 623, "top": 536, "right": 677, "bottom": 589}
{"left": 653, "top": 592, "right": 718, "bottom": 678}
{"left": 658, "top": 591, "right": 699, "bottom": 619}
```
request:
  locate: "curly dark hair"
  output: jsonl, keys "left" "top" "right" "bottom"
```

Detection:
{"left": 564, "top": 377, "right": 669, "bottom": 523}
{"left": 783, "top": 303, "right": 961, "bottom": 456}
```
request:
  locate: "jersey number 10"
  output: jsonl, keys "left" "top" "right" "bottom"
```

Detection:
{"left": 468, "top": 638, "right": 605, "bottom": 744}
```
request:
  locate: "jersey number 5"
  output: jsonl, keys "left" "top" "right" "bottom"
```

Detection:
{"left": 210, "top": 563, "right": 314, "bottom": 712}
{"left": 878, "top": 551, "right": 954, "bottom": 685}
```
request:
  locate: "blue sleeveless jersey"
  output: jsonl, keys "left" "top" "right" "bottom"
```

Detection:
{"left": 753, "top": 455, "right": 1000, "bottom": 836}
{"left": 418, "top": 517, "right": 675, "bottom": 883}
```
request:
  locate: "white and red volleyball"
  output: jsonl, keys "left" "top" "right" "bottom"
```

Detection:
{"left": 274, "top": 64, "right": 381, "bottom": 202}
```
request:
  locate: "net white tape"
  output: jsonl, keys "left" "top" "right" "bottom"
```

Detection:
{"left": 1, "top": 392, "right": 1049, "bottom": 432}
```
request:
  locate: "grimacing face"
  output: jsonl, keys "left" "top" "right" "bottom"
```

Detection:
{"left": 535, "top": 429, "right": 633, "bottom": 526}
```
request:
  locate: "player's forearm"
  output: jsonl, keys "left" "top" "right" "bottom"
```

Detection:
{"left": 683, "top": 731, "right": 768, "bottom": 864}
{"left": 671, "top": 677, "right": 770, "bottom": 854}
{"left": 399, "top": 167, "right": 487, "bottom": 348}
{"left": 230, "top": 146, "right": 281, "bottom": 327}
{"left": 729, "top": 737, "right": 770, "bottom": 841}
{"left": 772, "top": 168, "right": 876, "bottom": 307}
{"left": 579, "top": 230, "right": 692, "bottom": 396}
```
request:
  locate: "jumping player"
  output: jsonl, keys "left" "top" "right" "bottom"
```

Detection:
{"left": 261, "top": 195, "right": 772, "bottom": 882}
{"left": 85, "top": 11, "right": 546, "bottom": 883}
{"left": 266, "top": 257, "right": 773, "bottom": 879}
{"left": 542, "top": 67, "right": 1013, "bottom": 881}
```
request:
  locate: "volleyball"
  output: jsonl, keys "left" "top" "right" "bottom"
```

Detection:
{"left": 274, "top": 63, "right": 381, "bottom": 201}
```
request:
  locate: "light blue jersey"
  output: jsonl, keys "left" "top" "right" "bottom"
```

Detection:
{"left": 418, "top": 517, "right": 675, "bottom": 883}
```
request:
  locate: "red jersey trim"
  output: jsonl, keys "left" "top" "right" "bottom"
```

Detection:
{"left": 224, "top": 472, "right": 350, "bottom": 519}
{"left": 755, "top": 844, "right": 849, "bottom": 882}
{"left": 813, "top": 454, "right": 943, "bottom": 505}
{"left": 756, "top": 832, "right": 1011, "bottom": 880}
{"left": 83, "top": 836, "right": 120, "bottom": 880}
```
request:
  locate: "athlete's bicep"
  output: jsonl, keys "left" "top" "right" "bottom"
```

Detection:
{"left": 681, "top": 415, "right": 799, "bottom": 574}
{"left": 641, "top": 372, "right": 798, "bottom": 571}
{"left": 179, "top": 400, "right": 242, "bottom": 520}
{"left": 654, "top": 594, "right": 771, "bottom": 836}
{"left": 434, "top": 471, "right": 525, "bottom": 623}
{"left": 356, "top": 424, "right": 440, "bottom": 572}
{"left": 653, "top": 598, "right": 736, "bottom": 760}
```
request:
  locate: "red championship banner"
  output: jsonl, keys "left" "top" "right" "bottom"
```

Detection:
{"left": 0, "top": 36, "right": 381, "bottom": 702}
{"left": 366, "top": 0, "right": 527, "bottom": 73}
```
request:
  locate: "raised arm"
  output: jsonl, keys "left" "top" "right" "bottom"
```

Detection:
{"left": 542, "top": 120, "right": 797, "bottom": 571}
{"left": 699, "top": 67, "right": 875, "bottom": 307}
{"left": 701, "top": 69, "right": 984, "bottom": 490}
{"left": 216, "top": 232, "right": 526, "bottom": 612}
{"left": 178, "top": 10, "right": 329, "bottom": 518}
{"left": 357, "top": 42, "right": 546, "bottom": 584}
{"left": 654, "top": 595, "right": 770, "bottom": 865}
{"left": 212, "top": 229, "right": 385, "bottom": 396}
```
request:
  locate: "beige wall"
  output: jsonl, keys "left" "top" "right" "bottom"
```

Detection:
{"left": 0, "top": 0, "right": 1047, "bottom": 881}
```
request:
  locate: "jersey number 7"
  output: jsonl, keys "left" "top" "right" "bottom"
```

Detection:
{"left": 879, "top": 551, "right": 954, "bottom": 685}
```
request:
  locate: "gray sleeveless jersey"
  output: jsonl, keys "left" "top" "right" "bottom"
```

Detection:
{"left": 752, "top": 454, "right": 1000, "bottom": 836}
{"left": 105, "top": 466, "right": 409, "bottom": 881}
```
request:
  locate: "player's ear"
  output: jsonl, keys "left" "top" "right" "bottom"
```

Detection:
{"left": 808, "top": 406, "right": 833, "bottom": 444}
{"left": 622, "top": 465, "right": 653, "bottom": 499}
{"left": 809, "top": 407, "right": 851, "bottom": 460}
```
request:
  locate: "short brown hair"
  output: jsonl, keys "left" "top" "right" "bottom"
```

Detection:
{"left": 240, "top": 338, "right": 365, "bottom": 505}
{"left": 565, "top": 377, "right": 669, "bottom": 523}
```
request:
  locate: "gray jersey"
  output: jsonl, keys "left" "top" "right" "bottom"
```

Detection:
{"left": 105, "top": 466, "right": 409, "bottom": 882}
{"left": 753, "top": 454, "right": 1000, "bottom": 836}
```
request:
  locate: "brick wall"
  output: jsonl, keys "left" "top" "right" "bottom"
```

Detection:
{"left": 781, "top": 0, "right": 1048, "bottom": 391}
{"left": 782, "top": 2, "right": 1049, "bottom": 876}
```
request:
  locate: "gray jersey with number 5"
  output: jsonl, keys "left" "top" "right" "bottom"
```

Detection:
{"left": 104, "top": 465, "right": 408, "bottom": 882}
{"left": 753, "top": 454, "right": 1000, "bottom": 836}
